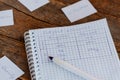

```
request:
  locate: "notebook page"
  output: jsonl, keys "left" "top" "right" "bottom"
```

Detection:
{"left": 30, "top": 19, "right": 120, "bottom": 80}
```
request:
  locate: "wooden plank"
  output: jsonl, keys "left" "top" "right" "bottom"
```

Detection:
{"left": 0, "top": 0, "right": 120, "bottom": 42}
{"left": 0, "top": 1, "right": 55, "bottom": 41}
{"left": 0, "top": 34, "right": 30, "bottom": 80}
{"left": 0, "top": 0, "right": 70, "bottom": 25}
{"left": 0, "top": 0, "right": 102, "bottom": 25}
{"left": 0, "top": 0, "right": 120, "bottom": 25}
{"left": 0, "top": 0, "right": 120, "bottom": 50}
{"left": 115, "top": 41, "right": 120, "bottom": 58}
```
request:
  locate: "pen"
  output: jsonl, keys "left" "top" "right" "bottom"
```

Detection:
{"left": 49, "top": 56, "right": 99, "bottom": 80}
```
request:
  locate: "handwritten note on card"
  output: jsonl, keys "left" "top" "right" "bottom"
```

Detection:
{"left": 18, "top": 0, "right": 49, "bottom": 11}
{"left": 62, "top": 0, "right": 97, "bottom": 22}
{"left": 0, "top": 56, "right": 24, "bottom": 80}
{"left": 0, "top": 10, "right": 14, "bottom": 27}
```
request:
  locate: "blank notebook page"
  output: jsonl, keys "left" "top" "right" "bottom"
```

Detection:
{"left": 29, "top": 19, "right": 120, "bottom": 80}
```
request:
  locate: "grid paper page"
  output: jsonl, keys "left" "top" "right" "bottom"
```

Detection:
{"left": 29, "top": 19, "right": 120, "bottom": 80}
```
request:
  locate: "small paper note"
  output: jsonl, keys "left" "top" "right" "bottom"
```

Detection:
{"left": 18, "top": 0, "right": 50, "bottom": 11}
{"left": 62, "top": 0, "right": 97, "bottom": 22}
{"left": 0, "top": 10, "right": 14, "bottom": 27}
{"left": 0, "top": 56, "right": 24, "bottom": 80}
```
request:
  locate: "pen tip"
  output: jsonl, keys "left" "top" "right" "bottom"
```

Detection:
{"left": 49, "top": 56, "right": 53, "bottom": 60}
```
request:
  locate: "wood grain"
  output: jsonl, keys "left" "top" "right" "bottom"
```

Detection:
{"left": 0, "top": 0, "right": 120, "bottom": 80}
{"left": 0, "top": 0, "right": 120, "bottom": 42}
{"left": 0, "top": 0, "right": 120, "bottom": 25}
{"left": 0, "top": 34, "right": 30, "bottom": 80}
{"left": 0, "top": 1, "right": 55, "bottom": 42}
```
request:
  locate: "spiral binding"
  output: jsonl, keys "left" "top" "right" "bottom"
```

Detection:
{"left": 24, "top": 31, "right": 41, "bottom": 80}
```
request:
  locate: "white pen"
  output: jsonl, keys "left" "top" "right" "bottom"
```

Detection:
{"left": 49, "top": 56, "right": 100, "bottom": 80}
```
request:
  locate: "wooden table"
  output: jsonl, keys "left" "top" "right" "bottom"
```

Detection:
{"left": 0, "top": 0, "right": 120, "bottom": 80}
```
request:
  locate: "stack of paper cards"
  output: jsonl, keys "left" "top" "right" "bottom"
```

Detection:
{"left": 62, "top": 0, "right": 97, "bottom": 22}
{"left": 18, "top": 0, "right": 50, "bottom": 11}
{"left": 0, "top": 56, "right": 24, "bottom": 80}
{"left": 0, "top": 10, "right": 14, "bottom": 27}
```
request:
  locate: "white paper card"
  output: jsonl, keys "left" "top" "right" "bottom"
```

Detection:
{"left": 0, "top": 56, "right": 24, "bottom": 80}
{"left": 0, "top": 10, "right": 14, "bottom": 27}
{"left": 18, "top": 0, "right": 50, "bottom": 11}
{"left": 62, "top": 0, "right": 97, "bottom": 22}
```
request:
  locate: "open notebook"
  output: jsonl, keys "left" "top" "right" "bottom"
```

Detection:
{"left": 24, "top": 19, "right": 120, "bottom": 80}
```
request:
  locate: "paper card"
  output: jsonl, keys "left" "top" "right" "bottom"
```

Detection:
{"left": 62, "top": 0, "right": 97, "bottom": 22}
{"left": 18, "top": 0, "right": 50, "bottom": 11}
{"left": 0, "top": 56, "right": 24, "bottom": 80}
{"left": 0, "top": 10, "right": 14, "bottom": 27}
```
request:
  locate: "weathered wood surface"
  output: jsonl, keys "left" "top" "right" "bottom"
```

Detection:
{"left": 0, "top": 34, "right": 30, "bottom": 80}
{"left": 0, "top": 0, "right": 120, "bottom": 80}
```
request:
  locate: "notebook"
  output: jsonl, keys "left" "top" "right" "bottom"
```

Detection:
{"left": 24, "top": 19, "right": 120, "bottom": 80}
